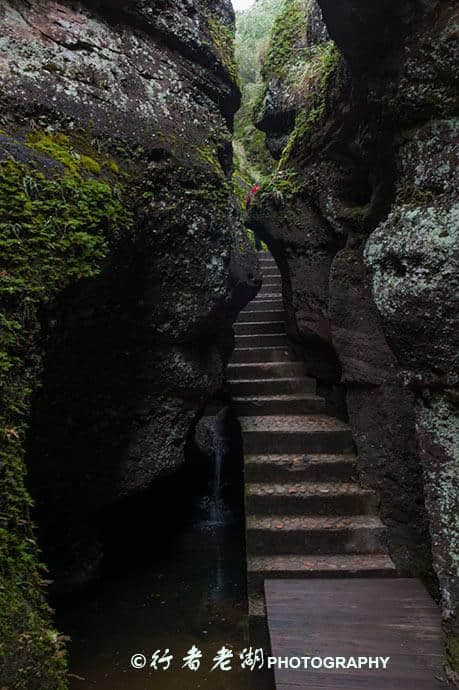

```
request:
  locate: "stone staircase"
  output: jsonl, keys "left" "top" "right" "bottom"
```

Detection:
{"left": 228, "top": 252, "right": 396, "bottom": 622}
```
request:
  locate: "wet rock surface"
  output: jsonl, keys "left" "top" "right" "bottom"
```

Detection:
{"left": 247, "top": 0, "right": 458, "bottom": 672}
{"left": 2, "top": 0, "right": 260, "bottom": 582}
{"left": 0, "top": 1, "right": 259, "bottom": 685}
{"left": 254, "top": 0, "right": 329, "bottom": 159}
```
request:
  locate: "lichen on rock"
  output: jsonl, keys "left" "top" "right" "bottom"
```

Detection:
{"left": 247, "top": 0, "right": 458, "bottom": 673}
{"left": 253, "top": 0, "right": 333, "bottom": 159}
{"left": 0, "top": 0, "right": 259, "bottom": 686}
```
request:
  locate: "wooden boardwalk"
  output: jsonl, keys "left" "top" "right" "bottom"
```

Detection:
{"left": 265, "top": 578, "right": 450, "bottom": 690}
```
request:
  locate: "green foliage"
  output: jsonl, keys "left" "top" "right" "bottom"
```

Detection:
{"left": 251, "top": 0, "right": 309, "bottom": 122}
{"left": 235, "top": 0, "right": 284, "bottom": 84}
{"left": 278, "top": 40, "right": 341, "bottom": 167}
{"left": 318, "top": 40, "right": 341, "bottom": 90}
{"left": 261, "top": 0, "right": 308, "bottom": 81}
{"left": 0, "top": 129, "right": 133, "bottom": 687}
{"left": 278, "top": 105, "right": 322, "bottom": 168}
{"left": 254, "top": 168, "right": 303, "bottom": 207}
{"left": 26, "top": 130, "right": 121, "bottom": 178}
{"left": 234, "top": 81, "right": 273, "bottom": 182}
{"left": 234, "top": 0, "right": 284, "bottom": 186}
{"left": 0, "top": 161, "right": 130, "bottom": 297}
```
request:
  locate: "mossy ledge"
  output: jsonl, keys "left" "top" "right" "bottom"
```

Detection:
{"left": 0, "top": 127, "right": 134, "bottom": 688}
{"left": 206, "top": 15, "right": 239, "bottom": 86}
{"left": 261, "top": 0, "right": 308, "bottom": 81}
{"left": 277, "top": 39, "right": 341, "bottom": 169}
{"left": 250, "top": 41, "right": 341, "bottom": 210}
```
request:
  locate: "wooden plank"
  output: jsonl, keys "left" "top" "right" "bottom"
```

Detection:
{"left": 265, "top": 578, "right": 449, "bottom": 689}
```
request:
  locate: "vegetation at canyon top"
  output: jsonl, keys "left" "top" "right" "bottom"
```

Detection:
{"left": 233, "top": 0, "right": 283, "bottom": 186}
{"left": 0, "top": 0, "right": 457, "bottom": 686}
{"left": 234, "top": 0, "right": 340, "bottom": 203}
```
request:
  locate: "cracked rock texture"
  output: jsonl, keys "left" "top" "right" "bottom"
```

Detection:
{"left": 248, "top": 0, "right": 458, "bottom": 672}
{"left": 254, "top": 0, "right": 329, "bottom": 159}
{"left": 0, "top": 1, "right": 259, "bottom": 686}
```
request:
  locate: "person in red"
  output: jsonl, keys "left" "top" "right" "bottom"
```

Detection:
{"left": 245, "top": 183, "right": 263, "bottom": 251}
{"left": 246, "top": 183, "right": 261, "bottom": 209}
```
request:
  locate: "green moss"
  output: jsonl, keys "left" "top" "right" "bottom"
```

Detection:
{"left": 0, "top": 160, "right": 131, "bottom": 294}
{"left": 26, "top": 131, "right": 75, "bottom": 168}
{"left": 251, "top": 0, "right": 309, "bottom": 123}
{"left": 278, "top": 40, "right": 341, "bottom": 167}
{"left": 278, "top": 105, "right": 323, "bottom": 168}
{"left": 262, "top": 0, "right": 307, "bottom": 80}
{"left": 253, "top": 168, "right": 303, "bottom": 208}
{"left": 0, "top": 130, "right": 134, "bottom": 688}
{"left": 207, "top": 17, "right": 239, "bottom": 85}
{"left": 194, "top": 144, "right": 226, "bottom": 181}
{"left": 107, "top": 160, "right": 121, "bottom": 175}
{"left": 80, "top": 155, "right": 101, "bottom": 175}
{"left": 25, "top": 130, "right": 122, "bottom": 179}
{"left": 243, "top": 228, "right": 267, "bottom": 252}
{"left": 446, "top": 633, "right": 459, "bottom": 672}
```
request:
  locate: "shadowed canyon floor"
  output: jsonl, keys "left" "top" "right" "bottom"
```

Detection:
{"left": 58, "top": 516, "right": 273, "bottom": 688}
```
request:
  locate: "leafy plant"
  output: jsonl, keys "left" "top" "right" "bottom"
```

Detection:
{"left": 0, "top": 129, "right": 133, "bottom": 688}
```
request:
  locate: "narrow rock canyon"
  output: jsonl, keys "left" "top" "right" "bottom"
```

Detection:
{"left": 0, "top": 0, "right": 457, "bottom": 687}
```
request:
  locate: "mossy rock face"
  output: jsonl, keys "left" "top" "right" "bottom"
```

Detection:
{"left": 0, "top": 1, "right": 258, "bottom": 687}
{"left": 250, "top": 0, "right": 458, "bottom": 671}
{"left": 365, "top": 119, "right": 458, "bottom": 661}
{"left": 365, "top": 119, "right": 458, "bottom": 383}
{"left": 0, "top": 124, "right": 134, "bottom": 688}
{"left": 253, "top": 0, "right": 331, "bottom": 154}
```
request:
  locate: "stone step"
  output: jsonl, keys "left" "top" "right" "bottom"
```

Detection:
{"left": 237, "top": 309, "right": 286, "bottom": 323}
{"left": 246, "top": 481, "right": 379, "bottom": 516}
{"left": 240, "top": 415, "right": 354, "bottom": 454}
{"left": 261, "top": 276, "right": 282, "bottom": 292}
{"left": 230, "top": 347, "right": 294, "bottom": 364}
{"left": 262, "top": 279, "right": 281, "bottom": 287}
{"left": 258, "top": 290, "right": 282, "bottom": 299}
{"left": 241, "top": 299, "right": 284, "bottom": 312}
{"left": 227, "top": 361, "right": 306, "bottom": 379}
{"left": 247, "top": 554, "right": 396, "bottom": 592}
{"left": 230, "top": 377, "right": 316, "bottom": 396}
{"left": 234, "top": 321, "right": 285, "bottom": 335}
{"left": 233, "top": 393, "right": 325, "bottom": 416}
{"left": 255, "top": 290, "right": 282, "bottom": 299}
{"left": 262, "top": 268, "right": 280, "bottom": 277}
{"left": 246, "top": 515, "right": 387, "bottom": 555}
{"left": 234, "top": 333, "right": 289, "bottom": 347}
{"left": 245, "top": 453, "right": 357, "bottom": 483}
{"left": 233, "top": 321, "right": 285, "bottom": 335}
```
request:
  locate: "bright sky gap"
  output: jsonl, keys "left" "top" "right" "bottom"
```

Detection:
{"left": 232, "top": 0, "right": 255, "bottom": 10}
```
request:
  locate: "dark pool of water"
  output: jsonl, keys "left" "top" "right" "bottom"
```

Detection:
{"left": 58, "top": 522, "right": 272, "bottom": 690}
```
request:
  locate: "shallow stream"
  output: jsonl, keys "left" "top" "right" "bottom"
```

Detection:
{"left": 57, "top": 415, "right": 272, "bottom": 690}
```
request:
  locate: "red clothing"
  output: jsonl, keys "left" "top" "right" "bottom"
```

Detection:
{"left": 246, "top": 184, "right": 261, "bottom": 208}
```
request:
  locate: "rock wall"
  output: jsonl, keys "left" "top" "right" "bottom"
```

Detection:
{"left": 0, "top": 1, "right": 258, "bottom": 686}
{"left": 254, "top": 0, "right": 329, "bottom": 159}
{"left": 248, "top": 0, "right": 458, "bottom": 674}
